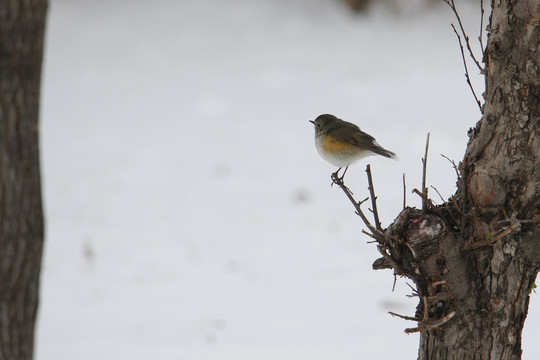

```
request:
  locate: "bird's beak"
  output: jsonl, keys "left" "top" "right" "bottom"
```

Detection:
{"left": 309, "top": 120, "right": 315, "bottom": 124}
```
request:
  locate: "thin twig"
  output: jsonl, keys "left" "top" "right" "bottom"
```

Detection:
{"left": 431, "top": 185, "right": 445, "bottom": 204}
{"left": 331, "top": 169, "right": 403, "bottom": 274}
{"left": 361, "top": 229, "right": 377, "bottom": 240}
{"left": 451, "top": 24, "right": 483, "bottom": 111}
{"left": 464, "top": 222, "right": 521, "bottom": 250}
{"left": 441, "top": 154, "right": 462, "bottom": 184}
{"left": 366, "top": 165, "right": 382, "bottom": 230}
{"left": 441, "top": 154, "right": 467, "bottom": 230}
{"left": 404, "top": 311, "right": 456, "bottom": 334}
{"left": 497, "top": 218, "right": 540, "bottom": 225}
{"left": 406, "top": 282, "right": 418, "bottom": 295}
{"left": 443, "top": 0, "right": 483, "bottom": 72}
{"left": 421, "top": 133, "right": 430, "bottom": 212}
{"left": 392, "top": 274, "right": 398, "bottom": 292}
{"left": 427, "top": 311, "right": 456, "bottom": 328}
{"left": 389, "top": 311, "right": 418, "bottom": 321}
{"left": 377, "top": 245, "right": 401, "bottom": 273}
{"left": 331, "top": 173, "right": 380, "bottom": 238}
{"left": 413, "top": 189, "right": 445, "bottom": 217}
{"left": 431, "top": 185, "right": 460, "bottom": 224}
{"left": 402, "top": 173, "right": 407, "bottom": 210}
{"left": 413, "top": 188, "right": 434, "bottom": 208}
{"left": 479, "top": 0, "right": 485, "bottom": 51}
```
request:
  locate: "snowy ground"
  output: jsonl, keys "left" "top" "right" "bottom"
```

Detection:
{"left": 37, "top": 0, "right": 538, "bottom": 359}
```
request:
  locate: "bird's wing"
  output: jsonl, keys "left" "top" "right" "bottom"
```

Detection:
{"left": 332, "top": 124, "right": 395, "bottom": 155}
{"left": 330, "top": 123, "right": 377, "bottom": 148}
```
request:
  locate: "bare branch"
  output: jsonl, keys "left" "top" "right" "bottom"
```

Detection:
{"left": 440, "top": 153, "right": 467, "bottom": 227}
{"left": 451, "top": 24, "right": 483, "bottom": 111}
{"left": 441, "top": 154, "right": 462, "bottom": 184}
{"left": 413, "top": 188, "right": 434, "bottom": 208}
{"left": 366, "top": 164, "right": 382, "bottom": 230}
{"left": 404, "top": 311, "right": 456, "bottom": 333}
{"left": 331, "top": 172, "right": 380, "bottom": 238}
{"left": 430, "top": 185, "right": 461, "bottom": 225}
{"left": 389, "top": 311, "right": 418, "bottom": 321}
{"left": 421, "top": 132, "right": 430, "bottom": 212}
{"left": 402, "top": 173, "right": 407, "bottom": 210}
{"left": 361, "top": 229, "right": 377, "bottom": 240}
{"left": 431, "top": 185, "right": 445, "bottom": 204}
{"left": 463, "top": 222, "right": 521, "bottom": 250}
{"left": 413, "top": 188, "right": 446, "bottom": 218}
{"left": 406, "top": 282, "right": 418, "bottom": 296}
{"left": 377, "top": 245, "right": 401, "bottom": 273}
{"left": 479, "top": 0, "right": 485, "bottom": 51}
{"left": 443, "top": 0, "right": 484, "bottom": 72}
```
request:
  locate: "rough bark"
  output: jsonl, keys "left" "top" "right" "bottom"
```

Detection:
{"left": 367, "top": 1, "right": 540, "bottom": 359}
{"left": 437, "top": 1, "right": 540, "bottom": 358}
{"left": 0, "top": 1, "right": 47, "bottom": 359}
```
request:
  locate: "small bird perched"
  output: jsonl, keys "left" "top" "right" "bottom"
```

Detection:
{"left": 310, "top": 114, "right": 396, "bottom": 178}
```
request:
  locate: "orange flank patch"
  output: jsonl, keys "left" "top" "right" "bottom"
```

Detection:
{"left": 321, "top": 135, "right": 356, "bottom": 154}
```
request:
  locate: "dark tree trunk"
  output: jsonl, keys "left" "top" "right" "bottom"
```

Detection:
{"left": 0, "top": 1, "right": 47, "bottom": 359}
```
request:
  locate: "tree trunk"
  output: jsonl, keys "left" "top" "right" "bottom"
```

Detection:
{"left": 357, "top": 1, "right": 540, "bottom": 359}
{"left": 414, "top": 0, "right": 540, "bottom": 358}
{"left": 0, "top": 1, "right": 47, "bottom": 359}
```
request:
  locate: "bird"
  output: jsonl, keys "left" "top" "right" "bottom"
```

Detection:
{"left": 310, "top": 114, "right": 396, "bottom": 179}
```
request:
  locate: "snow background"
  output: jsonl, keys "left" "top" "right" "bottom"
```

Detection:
{"left": 36, "top": 0, "right": 539, "bottom": 359}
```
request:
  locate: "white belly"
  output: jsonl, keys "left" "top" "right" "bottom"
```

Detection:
{"left": 314, "top": 136, "right": 371, "bottom": 167}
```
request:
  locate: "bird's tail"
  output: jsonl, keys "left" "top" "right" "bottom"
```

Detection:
{"left": 372, "top": 147, "right": 397, "bottom": 159}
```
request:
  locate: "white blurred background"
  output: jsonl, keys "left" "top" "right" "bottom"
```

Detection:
{"left": 37, "top": 0, "right": 539, "bottom": 359}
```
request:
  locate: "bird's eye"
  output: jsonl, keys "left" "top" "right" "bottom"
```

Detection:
{"left": 317, "top": 123, "right": 321, "bottom": 128}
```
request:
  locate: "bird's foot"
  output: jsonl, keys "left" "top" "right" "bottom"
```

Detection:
{"left": 331, "top": 167, "right": 351, "bottom": 192}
